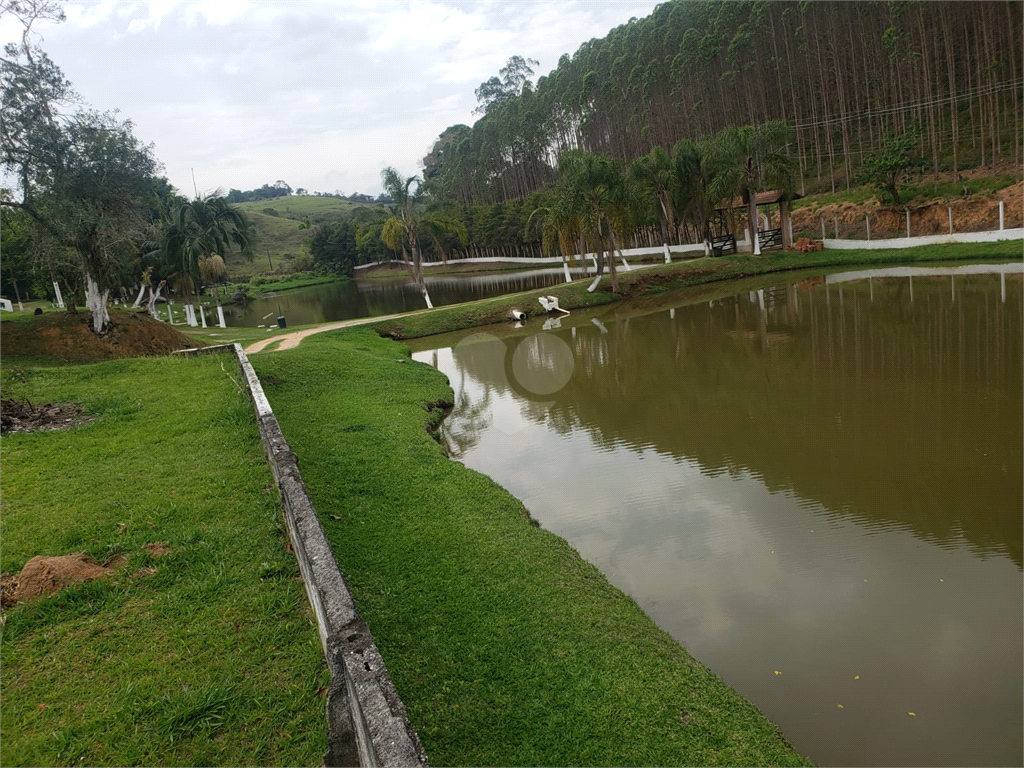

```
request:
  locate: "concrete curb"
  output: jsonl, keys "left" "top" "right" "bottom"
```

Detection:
{"left": 183, "top": 342, "right": 428, "bottom": 767}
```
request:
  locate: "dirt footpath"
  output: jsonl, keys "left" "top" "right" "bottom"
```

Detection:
{"left": 245, "top": 310, "right": 429, "bottom": 354}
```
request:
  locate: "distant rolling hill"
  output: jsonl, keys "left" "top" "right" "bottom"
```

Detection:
{"left": 227, "top": 196, "right": 386, "bottom": 279}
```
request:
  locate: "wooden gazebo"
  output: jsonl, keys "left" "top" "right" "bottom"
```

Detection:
{"left": 712, "top": 190, "right": 801, "bottom": 254}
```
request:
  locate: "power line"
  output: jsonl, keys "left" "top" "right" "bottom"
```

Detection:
{"left": 794, "top": 79, "right": 1022, "bottom": 132}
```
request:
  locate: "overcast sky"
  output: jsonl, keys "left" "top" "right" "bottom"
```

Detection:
{"left": 1, "top": 1, "right": 660, "bottom": 197}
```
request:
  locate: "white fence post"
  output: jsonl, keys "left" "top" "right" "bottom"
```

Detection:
{"left": 948, "top": 205, "right": 953, "bottom": 235}
{"left": 866, "top": 215, "right": 871, "bottom": 240}
{"left": 999, "top": 200, "right": 1005, "bottom": 230}
{"left": 217, "top": 305, "right": 226, "bottom": 328}
{"left": 905, "top": 208, "right": 911, "bottom": 239}
{"left": 53, "top": 281, "right": 64, "bottom": 309}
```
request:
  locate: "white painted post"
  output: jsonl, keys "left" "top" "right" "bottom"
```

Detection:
{"left": 948, "top": 205, "right": 953, "bottom": 235}
{"left": 866, "top": 215, "right": 871, "bottom": 240}
{"left": 999, "top": 199, "right": 1005, "bottom": 230}
{"left": 562, "top": 259, "right": 571, "bottom": 283}
{"left": 190, "top": 305, "right": 198, "bottom": 327}
{"left": 53, "top": 281, "right": 64, "bottom": 309}
{"left": 753, "top": 228, "right": 761, "bottom": 256}
{"left": 217, "top": 305, "right": 226, "bottom": 328}
{"left": 663, "top": 242, "right": 671, "bottom": 264}
{"left": 905, "top": 208, "right": 911, "bottom": 239}
{"left": 199, "top": 305, "right": 207, "bottom": 328}
{"left": 167, "top": 304, "right": 173, "bottom": 323}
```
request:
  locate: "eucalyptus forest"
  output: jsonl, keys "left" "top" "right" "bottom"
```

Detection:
{"left": 384, "top": 0, "right": 1023, "bottom": 268}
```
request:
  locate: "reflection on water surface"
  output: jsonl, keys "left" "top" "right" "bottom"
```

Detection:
{"left": 224, "top": 266, "right": 590, "bottom": 326}
{"left": 413, "top": 262, "right": 1023, "bottom": 767}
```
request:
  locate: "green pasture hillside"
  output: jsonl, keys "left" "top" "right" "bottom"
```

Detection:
{"left": 227, "top": 197, "right": 385, "bottom": 279}
{"left": 235, "top": 196, "right": 381, "bottom": 223}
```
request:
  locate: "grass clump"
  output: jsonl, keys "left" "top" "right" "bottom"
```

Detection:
{"left": 251, "top": 329, "right": 812, "bottom": 767}
{"left": 0, "top": 354, "right": 326, "bottom": 767}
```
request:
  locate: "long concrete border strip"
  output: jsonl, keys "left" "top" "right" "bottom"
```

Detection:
{"left": 180, "top": 343, "right": 428, "bottom": 767}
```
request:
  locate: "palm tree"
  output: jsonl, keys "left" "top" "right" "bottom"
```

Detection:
{"left": 672, "top": 138, "right": 716, "bottom": 256}
{"left": 706, "top": 121, "right": 797, "bottom": 254}
{"left": 629, "top": 146, "right": 678, "bottom": 263}
{"left": 150, "top": 192, "right": 254, "bottom": 323}
{"left": 554, "top": 151, "right": 635, "bottom": 294}
{"left": 379, "top": 167, "right": 467, "bottom": 309}
{"left": 525, "top": 191, "right": 586, "bottom": 284}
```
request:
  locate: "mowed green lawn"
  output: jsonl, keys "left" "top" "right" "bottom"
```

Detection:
{"left": 251, "top": 328, "right": 812, "bottom": 767}
{"left": 0, "top": 355, "right": 327, "bottom": 766}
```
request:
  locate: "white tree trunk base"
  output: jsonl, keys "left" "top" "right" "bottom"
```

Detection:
{"left": 85, "top": 274, "right": 111, "bottom": 333}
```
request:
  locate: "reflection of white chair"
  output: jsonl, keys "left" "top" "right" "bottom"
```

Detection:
{"left": 542, "top": 316, "right": 562, "bottom": 331}
{"left": 538, "top": 295, "right": 570, "bottom": 315}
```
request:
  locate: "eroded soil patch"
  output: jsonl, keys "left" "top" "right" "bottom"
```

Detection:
{"left": 3, "top": 553, "right": 113, "bottom": 607}
{"left": 0, "top": 398, "right": 94, "bottom": 434}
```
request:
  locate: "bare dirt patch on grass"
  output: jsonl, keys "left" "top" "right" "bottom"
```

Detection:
{"left": 0, "top": 398, "right": 94, "bottom": 434}
{"left": 3, "top": 553, "right": 114, "bottom": 607}
{"left": 1, "top": 308, "right": 202, "bottom": 364}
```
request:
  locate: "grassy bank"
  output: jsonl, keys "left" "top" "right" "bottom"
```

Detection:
{"left": 370, "top": 240, "right": 1022, "bottom": 340}
{"left": 251, "top": 329, "right": 811, "bottom": 766}
{"left": 232, "top": 272, "right": 345, "bottom": 296}
{"left": 0, "top": 355, "right": 326, "bottom": 766}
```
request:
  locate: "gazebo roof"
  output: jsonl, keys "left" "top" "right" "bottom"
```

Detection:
{"left": 719, "top": 190, "right": 802, "bottom": 210}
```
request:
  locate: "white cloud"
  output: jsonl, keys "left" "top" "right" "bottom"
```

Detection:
{"left": 2, "top": 0, "right": 660, "bottom": 196}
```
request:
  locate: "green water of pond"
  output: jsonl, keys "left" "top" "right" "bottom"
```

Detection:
{"left": 411, "top": 261, "right": 1023, "bottom": 767}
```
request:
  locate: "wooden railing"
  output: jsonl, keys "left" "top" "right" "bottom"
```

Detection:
{"left": 759, "top": 228, "right": 783, "bottom": 251}
{"left": 711, "top": 234, "right": 737, "bottom": 256}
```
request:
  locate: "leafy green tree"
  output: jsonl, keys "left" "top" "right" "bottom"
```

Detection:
{"left": 854, "top": 127, "right": 921, "bottom": 205}
{"left": 474, "top": 56, "right": 539, "bottom": 114}
{"left": 1, "top": 2, "right": 166, "bottom": 331}
{"left": 308, "top": 220, "right": 358, "bottom": 276}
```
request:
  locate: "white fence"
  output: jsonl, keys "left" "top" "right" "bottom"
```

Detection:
{"left": 823, "top": 227, "right": 1024, "bottom": 250}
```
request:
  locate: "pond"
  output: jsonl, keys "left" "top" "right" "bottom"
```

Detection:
{"left": 222, "top": 266, "right": 593, "bottom": 327}
{"left": 408, "top": 261, "right": 1023, "bottom": 767}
